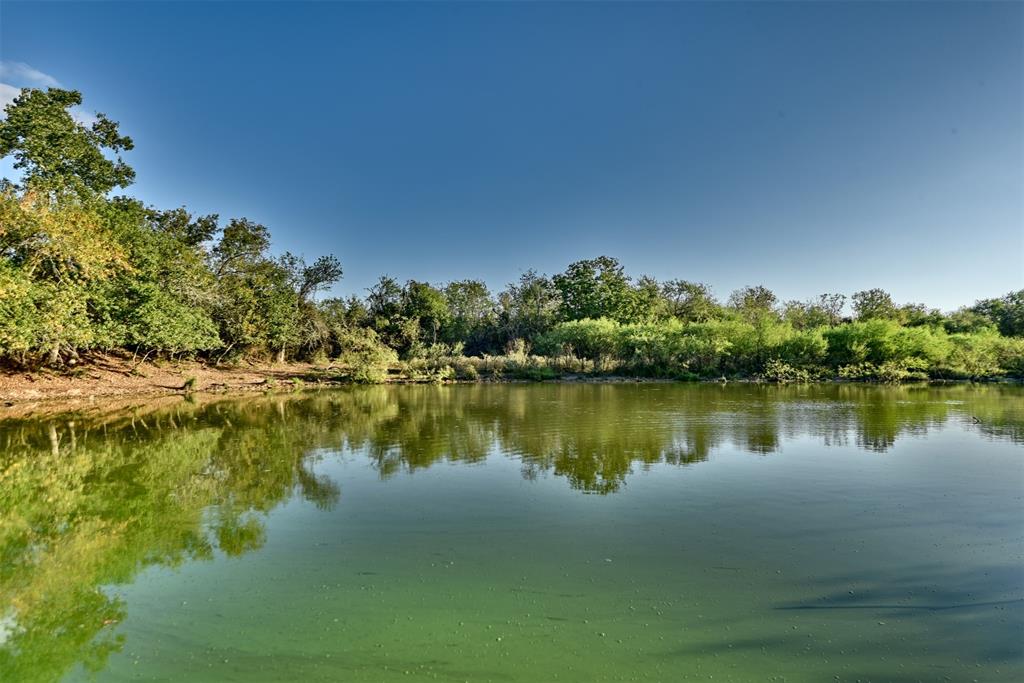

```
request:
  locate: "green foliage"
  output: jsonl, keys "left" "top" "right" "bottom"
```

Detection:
{"left": 442, "top": 279, "right": 496, "bottom": 352}
{"left": 366, "top": 275, "right": 416, "bottom": 353}
{"left": 839, "top": 359, "right": 929, "bottom": 383}
{"left": 537, "top": 318, "right": 622, "bottom": 370}
{"left": 533, "top": 316, "right": 1022, "bottom": 382}
{"left": 943, "top": 308, "right": 997, "bottom": 335}
{"left": 996, "top": 337, "right": 1024, "bottom": 377}
{"left": 552, "top": 256, "right": 639, "bottom": 323}
{"left": 497, "top": 269, "right": 560, "bottom": 344}
{"left": 0, "top": 85, "right": 1020, "bottom": 381}
{"left": 660, "top": 280, "right": 719, "bottom": 322}
{"left": 969, "top": 290, "right": 1024, "bottom": 337}
{"left": 402, "top": 280, "right": 450, "bottom": 346}
{"left": 783, "top": 293, "right": 846, "bottom": 329}
{"left": 0, "top": 88, "right": 134, "bottom": 194}
{"left": 0, "top": 260, "right": 37, "bottom": 355}
{"left": 852, "top": 288, "right": 898, "bottom": 321}
{"left": 728, "top": 285, "right": 779, "bottom": 322}
{"left": 0, "top": 187, "right": 128, "bottom": 363}
{"left": 761, "top": 359, "right": 812, "bottom": 383}
{"left": 333, "top": 328, "right": 397, "bottom": 383}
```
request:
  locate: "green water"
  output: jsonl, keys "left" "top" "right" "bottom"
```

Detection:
{"left": 1, "top": 384, "right": 1022, "bottom": 682}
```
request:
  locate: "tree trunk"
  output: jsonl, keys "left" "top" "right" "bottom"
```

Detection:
{"left": 48, "top": 424, "right": 60, "bottom": 457}
{"left": 48, "top": 344, "right": 60, "bottom": 367}
{"left": 276, "top": 347, "right": 286, "bottom": 364}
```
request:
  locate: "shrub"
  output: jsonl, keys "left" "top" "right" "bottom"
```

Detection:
{"left": 760, "top": 359, "right": 811, "bottom": 383}
{"left": 537, "top": 318, "right": 622, "bottom": 370}
{"left": 334, "top": 328, "right": 397, "bottom": 384}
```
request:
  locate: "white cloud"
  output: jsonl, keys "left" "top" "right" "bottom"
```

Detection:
{"left": 0, "top": 60, "right": 61, "bottom": 118}
{"left": 0, "top": 61, "right": 60, "bottom": 88}
{"left": 73, "top": 109, "right": 98, "bottom": 127}
{"left": 0, "top": 82, "right": 20, "bottom": 113}
{"left": 0, "top": 63, "right": 97, "bottom": 126}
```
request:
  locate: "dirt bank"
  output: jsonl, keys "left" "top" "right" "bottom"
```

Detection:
{"left": 0, "top": 353, "right": 337, "bottom": 407}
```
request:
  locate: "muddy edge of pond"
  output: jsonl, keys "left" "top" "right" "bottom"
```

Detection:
{"left": 1, "top": 353, "right": 1017, "bottom": 419}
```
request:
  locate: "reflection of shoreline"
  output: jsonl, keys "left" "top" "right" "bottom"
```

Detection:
{"left": 1, "top": 384, "right": 1020, "bottom": 681}
{"left": 3, "top": 376, "right": 1022, "bottom": 422}
{"left": 2, "top": 384, "right": 1020, "bottom": 491}
{"left": 0, "top": 403, "right": 342, "bottom": 682}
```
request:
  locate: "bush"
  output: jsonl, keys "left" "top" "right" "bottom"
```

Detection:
{"left": 839, "top": 359, "right": 928, "bottom": 383}
{"left": 760, "top": 359, "right": 811, "bottom": 383}
{"left": 996, "top": 336, "right": 1024, "bottom": 377}
{"left": 537, "top": 318, "right": 622, "bottom": 370}
{"left": 334, "top": 328, "right": 397, "bottom": 383}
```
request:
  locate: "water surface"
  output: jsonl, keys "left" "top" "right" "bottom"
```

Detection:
{"left": 2, "top": 384, "right": 1022, "bottom": 681}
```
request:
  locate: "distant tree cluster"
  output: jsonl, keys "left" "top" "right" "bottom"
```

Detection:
{"left": 1, "top": 87, "right": 1022, "bottom": 380}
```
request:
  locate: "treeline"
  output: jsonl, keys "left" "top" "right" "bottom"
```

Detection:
{"left": 1, "top": 88, "right": 1022, "bottom": 381}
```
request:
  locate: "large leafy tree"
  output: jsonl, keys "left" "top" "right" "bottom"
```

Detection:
{"left": 367, "top": 275, "right": 417, "bottom": 352}
{"left": 782, "top": 293, "right": 847, "bottom": 330}
{"left": 402, "top": 280, "right": 450, "bottom": 346}
{"left": 0, "top": 186, "right": 128, "bottom": 363}
{"left": 632, "top": 275, "right": 667, "bottom": 322}
{"left": 970, "top": 290, "right": 1024, "bottom": 337}
{"left": 497, "top": 270, "right": 561, "bottom": 346}
{"left": 92, "top": 199, "right": 221, "bottom": 355}
{"left": 661, "top": 280, "right": 718, "bottom": 322}
{"left": 0, "top": 88, "right": 134, "bottom": 194}
{"left": 852, "top": 288, "right": 898, "bottom": 321}
{"left": 208, "top": 219, "right": 312, "bottom": 361}
{"left": 443, "top": 279, "right": 496, "bottom": 352}
{"left": 728, "top": 285, "right": 778, "bottom": 322}
{"left": 553, "top": 256, "right": 637, "bottom": 322}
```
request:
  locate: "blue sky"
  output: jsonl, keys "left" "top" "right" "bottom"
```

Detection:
{"left": 1, "top": 1, "right": 1021, "bottom": 311}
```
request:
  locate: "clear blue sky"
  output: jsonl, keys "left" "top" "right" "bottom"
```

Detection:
{"left": 1, "top": 1, "right": 1021, "bottom": 311}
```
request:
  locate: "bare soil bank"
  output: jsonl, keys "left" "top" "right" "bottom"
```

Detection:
{"left": 0, "top": 353, "right": 337, "bottom": 406}
{"left": 2, "top": 353, "right": 1011, "bottom": 420}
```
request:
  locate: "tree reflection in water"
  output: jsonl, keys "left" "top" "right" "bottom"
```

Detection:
{"left": 0, "top": 383, "right": 1020, "bottom": 680}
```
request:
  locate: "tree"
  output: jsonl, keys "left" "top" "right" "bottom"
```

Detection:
{"left": 148, "top": 206, "right": 218, "bottom": 248}
{"left": 367, "top": 275, "right": 403, "bottom": 321}
{"left": 497, "top": 270, "right": 561, "bottom": 345}
{"left": 208, "top": 219, "right": 301, "bottom": 361}
{"left": 297, "top": 255, "right": 343, "bottom": 301}
{"left": 443, "top": 279, "right": 496, "bottom": 352}
{"left": 0, "top": 186, "right": 129, "bottom": 364}
{"left": 816, "top": 293, "right": 847, "bottom": 326}
{"left": 402, "top": 280, "right": 450, "bottom": 346}
{"left": 970, "top": 290, "right": 1024, "bottom": 337}
{"left": 320, "top": 296, "right": 370, "bottom": 357}
{"left": 211, "top": 218, "right": 270, "bottom": 278}
{"left": 366, "top": 275, "right": 415, "bottom": 351}
{"left": 944, "top": 307, "right": 997, "bottom": 335}
{"left": 728, "top": 285, "right": 778, "bottom": 322}
{"left": 553, "top": 256, "right": 635, "bottom": 322}
{"left": 0, "top": 88, "right": 134, "bottom": 194}
{"left": 782, "top": 293, "right": 846, "bottom": 330}
{"left": 852, "top": 288, "right": 898, "bottom": 321}
{"left": 898, "top": 303, "right": 943, "bottom": 327}
{"left": 661, "top": 280, "right": 718, "bottom": 322}
{"left": 93, "top": 198, "right": 220, "bottom": 356}
{"left": 633, "top": 275, "right": 667, "bottom": 322}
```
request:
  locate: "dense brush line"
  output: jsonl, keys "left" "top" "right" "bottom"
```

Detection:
{"left": 1, "top": 87, "right": 1021, "bottom": 380}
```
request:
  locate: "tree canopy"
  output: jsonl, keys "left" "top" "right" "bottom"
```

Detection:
{"left": 0, "top": 85, "right": 1020, "bottom": 381}
{"left": 0, "top": 88, "right": 134, "bottom": 194}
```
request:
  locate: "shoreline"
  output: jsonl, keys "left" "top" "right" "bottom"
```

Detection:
{"left": 1, "top": 354, "right": 1017, "bottom": 419}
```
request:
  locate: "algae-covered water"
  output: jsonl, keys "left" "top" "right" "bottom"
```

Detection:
{"left": 1, "top": 383, "right": 1022, "bottom": 682}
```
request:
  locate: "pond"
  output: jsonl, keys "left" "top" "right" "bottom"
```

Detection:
{"left": 1, "top": 383, "right": 1022, "bottom": 682}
